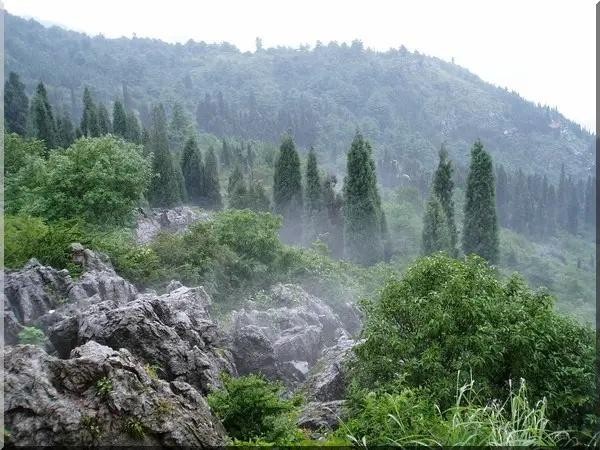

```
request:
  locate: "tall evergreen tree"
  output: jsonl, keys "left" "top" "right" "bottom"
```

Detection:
{"left": 126, "top": 112, "right": 142, "bottom": 144}
{"left": 56, "top": 112, "right": 75, "bottom": 148}
{"left": 273, "top": 135, "right": 303, "bottom": 242}
{"left": 322, "top": 174, "right": 345, "bottom": 258}
{"left": 584, "top": 176, "right": 596, "bottom": 226}
{"left": 227, "top": 165, "right": 248, "bottom": 209}
{"left": 169, "top": 103, "right": 192, "bottom": 152}
{"left": 80, "top": 87, "right": 99, "bottom": 137}
{"left": 203, "top": 146, "right": 223, "bottom": 210}
{"left": 112, "top": 100, "right": 128, "bottom": 138}
{"left": 343, "top": 131, "right": 384, "bottom": 265}
{"left": 566, "top": 178, "right": 579, "bottom": 234}
{"left": 462, "top": 140, "right": 499, "bottom": 264}
{"left": 305, "top": 147, "right": 322, "bottom": 215}
{"left": 29, "top": 82, "right": 56, "bottom": 150}
{"left": 97, "top": 103, "right": 112, "bottom": 135}
{"left": 181, "top": 137, "right": 204, "bottom": 205}
{"left": 422, "top": 195, "right": 451, "bottom": 255}
{"left": 4, "top": 72, "right": 29, "bottom": 135}
{"left": 147, "top": 104, "right": 184, "bottom": 207}
{"left": 220, "top": 139, "right": 232, "bottom": 168}
{"left": 432, "top": 145, "right": 458, "bottom": 256}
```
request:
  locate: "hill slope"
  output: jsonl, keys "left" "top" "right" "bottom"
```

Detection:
{"left": 4, "top": 12, "right": 595, "bottom": 179}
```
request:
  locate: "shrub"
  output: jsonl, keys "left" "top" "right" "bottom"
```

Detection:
{"left": 17, "top": 326, "right": 45, "bottom": 345}
{"left": 123, "top": 417, "right": 145, "bottom": 440}
{"left": 350, "top": 254, "right": 596, "bottom": 432}
{"left": 95, "top": 376, "right": 113, "bottom": 399}
{"left": 207, "top": 374, "right": 302, "bottom": 443}
{"left": 5, "top": 214, "right": 87, "bottom": 273}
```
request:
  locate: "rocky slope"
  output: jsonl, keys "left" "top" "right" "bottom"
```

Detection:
{"left": 3, "top": 243, "right": 360, "bottom": 445}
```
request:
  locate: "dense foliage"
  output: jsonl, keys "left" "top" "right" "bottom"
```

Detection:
{"left": 349, "top": 254, "right": 596, "bottom": 434}
{"left": 208, "top": 374, "right": 302, "bottom": 443}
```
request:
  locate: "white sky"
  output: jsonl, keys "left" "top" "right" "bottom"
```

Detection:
{"left": 4, "top": 0, "right": 596, "bottom": 132}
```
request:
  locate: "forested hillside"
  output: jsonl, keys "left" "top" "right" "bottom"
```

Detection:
{"left": 5, "top": 12, "right": 594, "bottom": 180}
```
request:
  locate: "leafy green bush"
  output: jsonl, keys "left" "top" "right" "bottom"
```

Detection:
{"left": 208, "top": 374, "right": 303, "bottom": 443}
{"left": 350, "top": 254, "right": 596, "bottom": 432}
{"left": 17, "top": 326, "right": 45, "bottom": 345}
{"left": 5, "top": 214, "right": 86, "bottom": 272}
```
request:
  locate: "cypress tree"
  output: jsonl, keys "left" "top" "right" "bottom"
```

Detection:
{"left": 126, "top": 112, "right": 142, "bottom": 144}
{"left": 305, "top": 147, "right": 322, "bottom": 214}
{"left": 29, "top": 82, "right": 56, "bottom": 150}
{"left": 147, "top": 104, "right": 183, "bottom": 207}
{"left": 97, "top": 103, "right": 112, "bottom": 135}
{"left": 204, "top": 146, "right": 223, "bottom": 210}
{"left": 343, "top": 131, "right": 383, "bottom": 265}
{"left": 432, "top": 145, "right": 458, "bottom": 256}
{"left": 422, "top": 195, "right": 451, "bottom": 255}
{"left": 56, "top": 112, "right": 75, "bottom": 148}
{"left": 462, "top": 140, "right": 499, "bottom": 264}
{"left": 273, "top": 135, "right": 303, "bottom": 242}
{"left": 322, "top": 174, "right": 345, "bottom": 258}
{"left": 80, "top": 87, "right": 100, "bottom": 137}
{"left": 4, "top": 72, "right": 29, "bottom": 135}
{"left": 112, "top": 100, "right": 128, "bottom": 138}
{"left": 221, "top": 139, "right": 232, "bottom": 168}
{"left": 181, "top": 137, "right": 204, "bottom": 205}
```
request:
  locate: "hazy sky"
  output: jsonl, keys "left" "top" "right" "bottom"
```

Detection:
{"left": 4, "top": 0, "right": 596, "bottom": 131}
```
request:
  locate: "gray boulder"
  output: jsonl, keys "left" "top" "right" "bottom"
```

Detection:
{"left": 230, "top": 284, "right": 351, "bottom": 387}
{"left": 4, "top": 341, "right": 227, "bottom": 447}
{"left": 136, "top": 206, "right": 212, "bottom": 244}
{"left": 48, "top": 285, "right": 236, "bottom": 393}
{"left": 297, "top": 400, "right": 345, "bottom": 433}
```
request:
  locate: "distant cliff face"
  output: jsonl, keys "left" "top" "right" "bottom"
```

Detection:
{"left": 4, "top": 12, "right": 594, "bottom": 179}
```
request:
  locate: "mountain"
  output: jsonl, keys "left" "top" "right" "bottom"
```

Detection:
{"left": 4, "top": 12, "right": 595, "bottom": 179}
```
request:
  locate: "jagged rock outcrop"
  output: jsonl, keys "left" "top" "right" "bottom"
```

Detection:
{"left": 136, "top": 206, "right": 212, "bottom": 244}
{"left": 4, "top": 341, "right": 227, "bottom": 447}
{"left": 296, "top": 335, "right": 360, "bottom": 433}
{"left": 48, "top": 285, "right": 236, "bottom": 393}
{"left": 3, "top": 246, "right": 137, "bottom": 345}
{"left": 230, "top": 284, "right": 355, "bottom": 387}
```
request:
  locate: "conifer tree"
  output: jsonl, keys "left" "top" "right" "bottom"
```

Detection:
{"left": 97, "top": 103, "right": 112, "bottom": 135}
{"left": 584, "top": 176, "right": 596, "bottom": 226}
{"left": 181, "top": 136, "right": 204, "bottom": 205}
{"left": 126, "top": 112, "right": 141, "bottom": 144}
{"left": 80, "top": 87, "right": 100, "bottom": 137}
{"left": 343, "top": 131, "right": 383, "bottom": 265}
{"left": 147, "top": 104, "right": 183, "bottom": 207}
{"left": 566, "top": 179, "right": 579, "bottom": 234}
{"left": 305, "top": 147, "right": 322, "bottom": 215}
{"left": 203, "top": 146, "right": 223, "bottom": 210}
{"left": 248, "top": 179, "right": 271, "bottom": 211}
{"left": 4, "top": 72, "right": 29, "bottom": 135}
{"left": 221, "top": 139, "right": 232, "bottom": 168}
{"left": 422, "top": 195, "right": 451, "bottom": 255}
{"left": 273, "top": 135, "right": 303, "bottom": 242}
{"left": 56, "top": 112, "right": 75, "bottom": 148}
{"left": 432, "top": 145, "right": 458, "bottom": 256}
{"left": 227, "top": 165, "right": 248, "bottom": 209}
{"left": 29, "top": 82, "right": 56, "bottom": 150}
{"left": 112, "top": 100, "right": 128, "bottom": 138}
{"left": 169, "top": 103, "right": 192, "bottom": 152}
{"left": 322, "top": 175, "right": 345, "bottom": 258}
{"left": 462, "top": 139, "right": 499, "bottom": 264}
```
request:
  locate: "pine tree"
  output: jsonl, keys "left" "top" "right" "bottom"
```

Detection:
{"left": 421, "top": 195, "right": 451, "bottom": 255}
{"left": 321, "top": 175, "right": 345, "bottom": 258}
{"left": 181, "top": 136, "right": 204, "bottom": 205}
{"left": 97, "top": 103, "right": 112, "bottom": 135}
{"left": 273, "top": 135, "right": 303, "bottom": 242}
{"left": 203, "top": 146, "right": 223, "bottom": 209}
{"left": 220, "top": 139, "right": 232, "bottom": 168}
{"left": 112, "top": 100, "right": 128, "bottom": 138}
{"left": 343, "top": 131, "right": 384, "bottom": 265}
{"left": 80, "top": 87, "right": 100, "bottom": 137}
{"left": 4, "top": 72, "right": 29, "bottom": 135}
{"left": 305, "top": 147, "right": 322, "bottom": 215}
{"left": 169, "top": 103, "right": 192, "bottom": 152}
{"left": 227, "top": 165, "right": 248, "bottom": 209}
{"left": 126, "top": 112, "right": 142, "bottom": 144}
{"left": 462, "top": 140, "right": 499, "bottom": 264}
{"left": 495, "top": 165, "right": 509, "bottom": 227}
{"left": 29, "top": 82, "right": 56, "bottom": 150}
{"left": 147, "top": 104, "right": 184, "bottom": 207}
{"left": 56, "top": 112, "right": 75, "bottom": 148}
{"left": 432, "top": 145, "right": 458, "bottom": 256}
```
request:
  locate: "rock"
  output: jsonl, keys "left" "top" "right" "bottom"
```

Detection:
{"left": 302, "top": 334, "right": 357, "bottom": 402}
{"left": 4, "top": 248, "right": 137, "bottom": 345}
{"left": 48, "top": 285, "right": 235, "bottom": 393}
{"left": 230, "top": 284, "right": 352, "bottom": 387}
{"left": 4, "top": 342, "right": 227, "bottom": 447}
{"left": 135, "top": 207, "right": 212, "bottom": 244}
{"left": 297, "top": 400, "right": 345, "bottom": 432}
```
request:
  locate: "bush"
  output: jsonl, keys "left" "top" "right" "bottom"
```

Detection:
{"left": 350, "top": 254, "right": 596, "bottom": 432}
{"left": 207, "top": 374, "right": 302, "bottom": 443}
{"left": 5, "top": 214, "right": 86, "bottom": 272}
{"left": 25, "top": 136, "right": 151, "bottom": 225}
{"left": 18, "top": 326, "right": 45, "bottom": 345}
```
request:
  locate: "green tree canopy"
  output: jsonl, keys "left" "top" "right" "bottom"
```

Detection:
{"left": 273, "top": 135, "right": 303, "bottom": 242}
{"left": 181, "top": 136, "right": 204, "bottom": 205}
{"left": 4, "top": 72, "right": 29, "bottom": 135}
{"left": 432, "top": 145, "right": 458, "bottom": 256}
